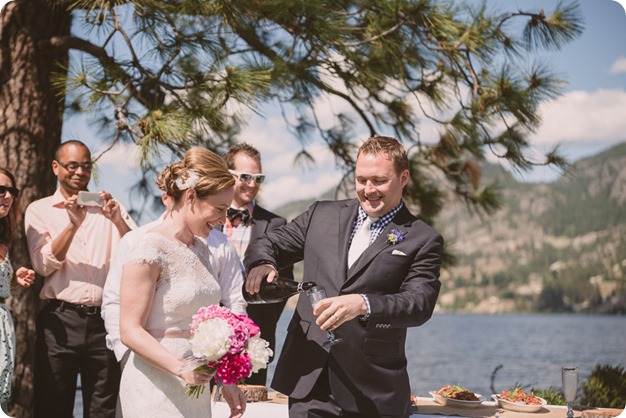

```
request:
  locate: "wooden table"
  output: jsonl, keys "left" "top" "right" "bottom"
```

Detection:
{"left": 213, "top": 393, "right": 623, "bottom": 418}
{"left": 412, "top": 397, "right": 576, "bottom": 417}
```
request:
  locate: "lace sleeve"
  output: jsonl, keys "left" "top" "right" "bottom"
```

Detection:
{"left": 122, "top": 233, "right": 164, "bottom": 269}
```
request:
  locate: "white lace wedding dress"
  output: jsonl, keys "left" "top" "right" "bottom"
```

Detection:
{"left": 118, "top": 232, "right": 222, "bottom": 418}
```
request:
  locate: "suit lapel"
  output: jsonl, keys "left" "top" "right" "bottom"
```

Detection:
{"left": 339, "top": 201, "right": 359, "bottom": 276}
{"left": 344, "top": 204, "right": 414, "bottom": 284}
{"left": 250, "top": 206, "right": 268, "bottom": 242}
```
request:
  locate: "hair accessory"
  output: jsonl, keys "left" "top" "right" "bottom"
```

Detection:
{"left": 175, "top": 169, "right": 200, "bottom": 190}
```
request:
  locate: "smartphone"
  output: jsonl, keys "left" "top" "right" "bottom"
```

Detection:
{"left": 77, "top": 191, "right": 105, "bottom": 207}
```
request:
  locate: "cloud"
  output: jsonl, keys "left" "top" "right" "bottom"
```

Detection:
{"left": 258, "top": 169, "right": 343, "bottom": 211}
{"left": 94, "top": 142, "right": 141, "bottom": 175}
{"left": 609, "top": 56, "right": 626, "bottom": 74}
{"left": 242, "top": 87, "right": 626, "bottom": 209}
{"left": 530, "top": 89, "right": 626, "bottom": 146}
{"left": 486, "top": 88, "right": 626, "bottom": 182}
{"left": 238, "top": 110, "right": 347, "bottom": 210}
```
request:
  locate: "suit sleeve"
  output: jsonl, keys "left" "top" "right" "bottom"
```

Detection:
{"left": 244, "top": 202, "right": 318, "bottom": 273}
{"left": 273, "top": 217, "right": 295, "bottom": 281}
{"left": 365, "top": 230, "right": 443, "bottom": 329}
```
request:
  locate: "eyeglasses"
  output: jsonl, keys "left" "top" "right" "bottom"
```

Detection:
{"left": 0, "top": 185, "right": 20, "bottom": 197}
{"left": 229, "top": 170, "right": 265, "bottom": 184}
{"left": 56, "top": 161, "right": 94, "bottom": 172}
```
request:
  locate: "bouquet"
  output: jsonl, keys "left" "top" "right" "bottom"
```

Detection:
{"left": 183, "top": 304, "right": 273, "bottom": 398}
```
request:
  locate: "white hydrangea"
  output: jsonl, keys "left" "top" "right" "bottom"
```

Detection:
{"left": 190, "top": 318, "right": 231, "bottom": 361}
{"left": 247, "top": 335, "right": 273, "bottom": 373}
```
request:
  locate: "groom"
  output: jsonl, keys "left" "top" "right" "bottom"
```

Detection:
{"left": 244, "top": 136, "right": 444, "bottom": 417}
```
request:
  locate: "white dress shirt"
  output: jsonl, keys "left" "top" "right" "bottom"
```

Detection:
{"left": 101, "top": 215, "right": 247, "bottom": 361}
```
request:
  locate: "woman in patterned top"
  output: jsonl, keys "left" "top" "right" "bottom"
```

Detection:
{"left": 0, "top": 168, "right": 35, "bottom": 414}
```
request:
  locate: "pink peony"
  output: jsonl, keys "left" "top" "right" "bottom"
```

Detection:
{"left": 238, "top": 314, "right": 261, "bottom": 337}
{"left": 212, "top": 352, "right": 252, "bottom": 385}
{"left": 185, "top": 304, "right": 272, "bottom": 396}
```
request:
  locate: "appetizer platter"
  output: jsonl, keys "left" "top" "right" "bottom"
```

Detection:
{"left": 429, "top": 385, "right": 484, "bottom": 408}
{"left": 492, "top": 387, "right": 547, "bottom": 413}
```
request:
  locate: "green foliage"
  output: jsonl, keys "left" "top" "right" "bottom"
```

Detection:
{"left": 580, "top": 364, "right": 626, "bottom": 409}
{"left": 54, "top": 0, "right": 583, "bottom": 221}
{"left": 531, "top": 387, "right": 566, "bottom": 406}
{"left": 500, "top": 365, "right": 626, "bottom": 409}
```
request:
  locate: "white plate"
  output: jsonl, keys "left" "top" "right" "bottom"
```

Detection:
{"left": 429, "top": 391, "right": 484, "bottom": 408}
{"left": 491, "top": 394, "right": 547, "bottom": 413}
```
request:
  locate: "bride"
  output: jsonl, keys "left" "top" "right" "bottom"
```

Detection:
{"left": 119, "top": 148, "right": 246, "bottom": 418}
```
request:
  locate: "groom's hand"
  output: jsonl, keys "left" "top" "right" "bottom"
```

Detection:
{"left": 313, "top": 294, "right": 367, "bottom": 331}
{"left": 245, "top": 263, "right": 278, "bottom": 294}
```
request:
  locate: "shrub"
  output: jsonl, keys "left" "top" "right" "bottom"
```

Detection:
{"left": 532, "top": 387, "right": 565, "bottom": 406}
{"left": 580, "top": 364, "right": 626, "bottom": 408}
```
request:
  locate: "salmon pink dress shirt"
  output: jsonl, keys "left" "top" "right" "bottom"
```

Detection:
{"left": 25, "top": 189, "right": 137, "bottom": 306}
{"left": 223, "top": 202, "right": 254, "bottom": 260}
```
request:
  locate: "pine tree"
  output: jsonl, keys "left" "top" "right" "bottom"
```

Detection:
{"left": 1, "top": 0, "right": 583, "bottom": 414}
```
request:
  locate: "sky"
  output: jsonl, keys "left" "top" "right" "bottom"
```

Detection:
{"left": 3, "top": 0, "right": 625, "bottom": 223}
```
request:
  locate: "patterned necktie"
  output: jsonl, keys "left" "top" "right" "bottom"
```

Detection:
{"left": 227, "top": 207, "right": 251, "bottom": 226}
{"left": 348, "top": 216, "right": 374, "bottom": 267}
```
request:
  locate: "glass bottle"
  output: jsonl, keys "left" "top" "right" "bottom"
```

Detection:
{"left": 243, "top": 276, "right": 317, "bottom": 304}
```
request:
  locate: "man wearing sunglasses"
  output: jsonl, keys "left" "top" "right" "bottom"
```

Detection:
{"left": 220, "top": 143, "right": 294, "bottom": 386}
{"left": 24, "top": 140, "right": 137, "bottom": 418}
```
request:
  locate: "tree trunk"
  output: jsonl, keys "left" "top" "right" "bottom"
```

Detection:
{"left": 0, "top": 1, "right": 71, "bottom": 416}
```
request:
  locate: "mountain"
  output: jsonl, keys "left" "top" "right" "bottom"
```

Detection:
{"left": 273, "top": 142, "right": 626, "bottom": 313}
{"left": 432, "top": 142, "right": 626, "bottom": 313}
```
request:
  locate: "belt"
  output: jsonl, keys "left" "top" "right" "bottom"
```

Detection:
{"left": 48, "top": 299, "right": 101, "bottom": 316}
{"left": 148, "top": 328, "right": 191, "bottom": 339}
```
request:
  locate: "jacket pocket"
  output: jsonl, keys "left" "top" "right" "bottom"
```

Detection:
{"left": 380, "top": 252, "right": 409, "bottom": 264}
{"left": 363, "top": 337, "right": 401, "bottom": 358}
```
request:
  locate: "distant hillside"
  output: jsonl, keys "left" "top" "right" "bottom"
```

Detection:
{"left": 437, "top": 142, "right": 626, "bottom": 313}
{"left": 273, "top": 187, "right": 339, "bottom": 221}
{"left": 274, "top": 142, "right": 626, "bottom": 314}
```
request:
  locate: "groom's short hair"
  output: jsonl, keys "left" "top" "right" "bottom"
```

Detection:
{"left": 358, "top": 136, "right": 409, "bottom": 175}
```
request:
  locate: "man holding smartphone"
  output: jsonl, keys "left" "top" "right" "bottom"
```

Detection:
{"left": 24, "top": 140, "right": 136, "bottom": 418}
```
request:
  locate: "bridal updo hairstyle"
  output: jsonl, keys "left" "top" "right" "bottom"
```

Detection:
{"left": 157, "top": 147, "right": 234, "bottom": 201}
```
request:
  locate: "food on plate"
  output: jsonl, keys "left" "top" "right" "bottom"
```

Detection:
{"left": 498, "top": 387, "right": 543, "bottom": 405}
{"left": 436, "top": 385, "right": 480, "bottom": 401}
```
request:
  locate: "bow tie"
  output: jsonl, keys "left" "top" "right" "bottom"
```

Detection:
{"left": 227, "top": 207, "right": 251, "bottom": 226}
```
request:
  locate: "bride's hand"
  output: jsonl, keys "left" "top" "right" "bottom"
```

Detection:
{"left": 177, "top": 366, "right": 213, "bottom": 386}
{"left": 221, "top": 384, "right": 246, "bottom": 418}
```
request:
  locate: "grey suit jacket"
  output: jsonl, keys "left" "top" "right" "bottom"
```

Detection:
{"left": 246, "top": 204, "right": 293, "bottom": 280}
{"left": 244, "top": 199, "right": 443, "bottom": 416}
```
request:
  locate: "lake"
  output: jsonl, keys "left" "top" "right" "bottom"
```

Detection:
{"left": 267, "top": 312, "right": 626, "bottom": 397}
{"left": 74, "top": 312, "right": 626, "bottom": 416}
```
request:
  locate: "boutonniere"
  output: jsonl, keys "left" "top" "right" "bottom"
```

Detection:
{"left": 385, "top": 229, "right": 406, "bottom": 245}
